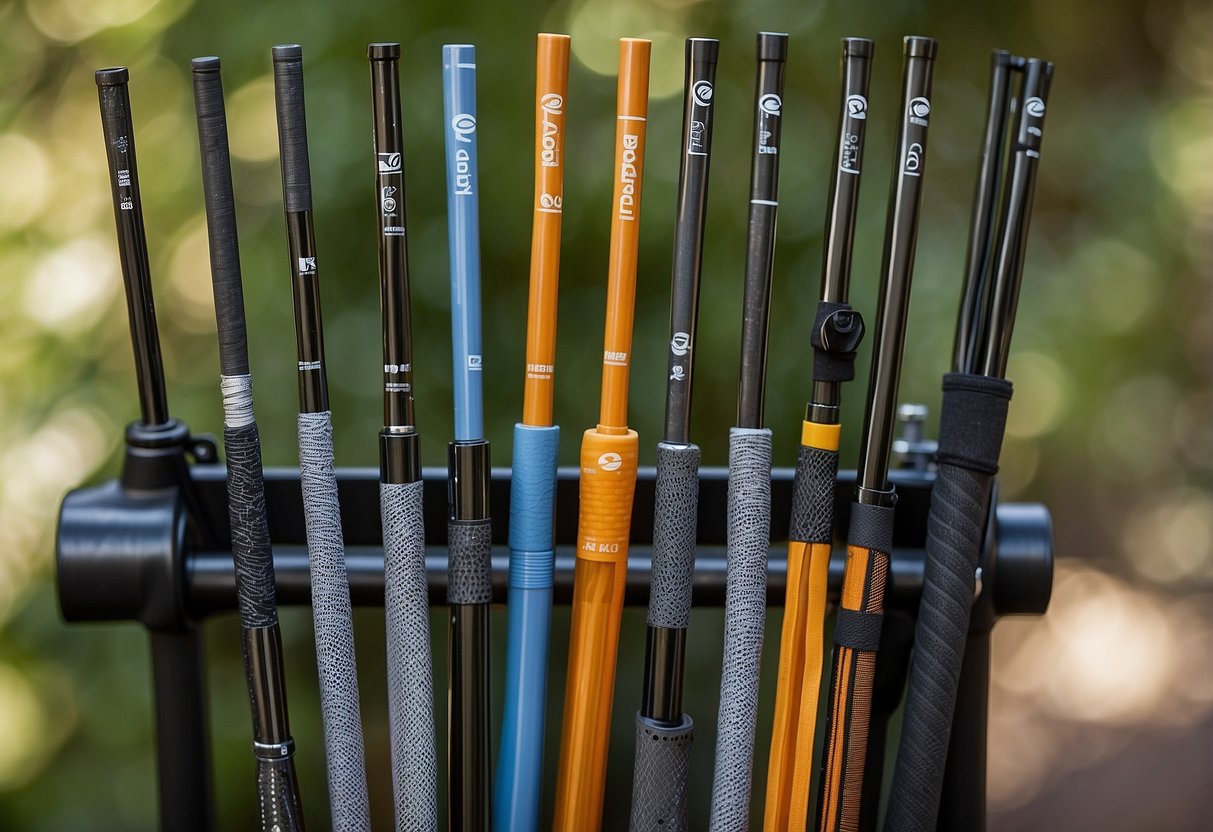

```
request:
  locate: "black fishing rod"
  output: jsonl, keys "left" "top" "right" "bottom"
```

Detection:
{"left": 629, "top": 36, "right": 718, "bottom": 831}
{"left": 272, "top": 44, "right": 371, "bottom": 832}
{"left": 368, "top": 42, "right": 439, "bottom": 831}
{"left": 709, "top": 30, "right": 787, "bottom": 832}
{"left": 883, "top": 57, "right": 1053, "bottom": 832}
{"left": 816, "top": 35, "right": 937, "bottom": 832}
{"left": 191, "top": 55, "right": 306, "bottom": 832}
{"left": 764, "top": 37, "right": 871, "bottom": 832}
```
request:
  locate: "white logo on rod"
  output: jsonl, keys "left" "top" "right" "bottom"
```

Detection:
{"left": 908, "top": 97, "right": 930, "bottom": 126}
{"left": 598, "top": 452, "right": 622, "bottom": 472}
{"left": 1025, "top": 97, "right": 1046, "bottom": 118}
{"left": 759, "top": 93, "right": 782, "bottom": 117}
{"left": 670, "top": 332, "right": 691, "bottom": 357}
{"left": 846, "top": 94, "right": 868, "bottom": 120}
{"left": 378, "top": 152, "right": 402, "bottom": 174}
{"left": 693, "top": 81, "right": 714, "bottom": 108}
{"left": 452, "top": 113, "right": 477, "bottom": 143}
{"left": 298, "top": 257, "right": 316, "bottom": 273}
{"left": 467, "top": 354, "right": 482, "bottom": 370}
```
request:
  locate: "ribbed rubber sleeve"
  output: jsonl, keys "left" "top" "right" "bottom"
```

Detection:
{"left": 630, "top": 712, "right": 695, "bottom": 831}
{"left": 788, "top": 444, "right": 838, "bottom": 545}
{"left": 884, "top": 375, "right": 1010, "bottom": 832}
{"left": 255, "top": 751, "right": 306, "bottom": 832}
{"left": 710, "top": 426, "right": 773, "bottom": 832}
{"left": 507, "top": 423, "right": 560, "bottom": 588}
{"left": 298, "top": 411, "right": 370, "bottom": 832}
{"left": 381, "top": 480, "right": 439, "bottom": 831}
{"left": 447, "top": 519, "right": 493, "bottom": 605}
{"left": 649, "top": 441, "right": 701, "bottom": 629}
{"left": 224, "top": 417, "right": 277, "bottom": 629}
{"left": 271, "top": 45, "right": 312, "bottom": 213}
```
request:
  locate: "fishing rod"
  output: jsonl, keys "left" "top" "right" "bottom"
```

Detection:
{"left": 552, "top": 37, "right": 650, "bottom": 832}
{"left": 271, "top": 44, "right": 371, "bottom": 832}
{"left": 884, "top": 55, "right": 1053, "bottom": 832}
{"left": 187, "top": 58, "right": 306, "bottom": 831}
{"left": 764, "top": 37, "right": 872, "bottom": 832}
{"left": 368, "top": 42, "right": 438, "bottom": 831}
{"left": 815, "top": 36, "right": 937, "bottom": 832}
{"left": 629, "top": 36, "right": 718, "bottom": 832}
{"left": 494, "top": 32, "right": 569, "bottom": 832}
{"left": 442, "top": 43, "right": 493, "bottom": 832}
{"left": 709, "top": 30, "right": 788, "bottom": 832}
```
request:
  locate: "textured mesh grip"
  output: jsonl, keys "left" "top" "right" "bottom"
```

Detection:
{"left": 629, "top": 712, "right": 695, "bottom": 831}
{"left": 788, "top": 443, "right": 839, "bottom": 545}
{"left": 256, "top": 752, "right": 306, "bottom": 832}
{"left": 381, "top": 481, "right": 439, "bottom": 831}
{"left": 272, "top": 45, "right": 312, "bottom": 213}
{"left": 298, "top": 411, "right": 370, "bottom": 831}
{"left": 710, "top": 427, "right": 773, "bottom": 832}
{"left": 448, "top": 519, "right": 493, "bottom": 604}
{"left": 192, "top": 58, "right": 249, "bottom": 377}
{"left": 648, "top": 441, "right": 701, "bottom": 629}
{"left": 224, "top": 420, "right": 277, "bottom": 629}
{"left": 508, "top": 423, "right": 560, "bottom": 589}
{"left": 885, "top": 463, "right": 992, "bottom": 832}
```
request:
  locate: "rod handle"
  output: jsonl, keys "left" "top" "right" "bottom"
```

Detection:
{"left": 272, "top": 44, "right": 312, "bottom": 213}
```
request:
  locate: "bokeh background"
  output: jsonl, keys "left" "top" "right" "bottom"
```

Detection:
{"left": 0, "top": 0, "right": 1210, "bottom": 828}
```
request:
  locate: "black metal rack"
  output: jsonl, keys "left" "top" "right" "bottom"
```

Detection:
{"left": 55, "top": 418, "right": 1052, "bottom": 831}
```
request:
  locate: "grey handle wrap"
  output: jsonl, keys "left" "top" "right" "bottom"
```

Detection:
{"left": 447, "top": 519, "right": 493, "bottom": 605}
{"left": 381, "top": 481, "right": 439, "bottom": 831}
{"left": 885, "top": 373, "right": 1011, "bottom": 832}
{"left": 255, "top": 751, "right": 306, "bottom": 832}
{"left": 223, "top": 379, "right": 276, "bottom": 629}
{"left": 298, "top": 411, "right": 370, "bottom": 832}
{"left": 629, "top": 712, "right": 695, "bottom": 831}
{"left": 648, "top": 441, "right": 701, "bottom": 629}
{"left": 709, "top": 427, "right": 773, "bottom": 832}
{"left": 788, "top": 442, "right": 839, "bottom": 545}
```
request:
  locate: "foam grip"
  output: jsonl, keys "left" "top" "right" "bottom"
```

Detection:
{"left": 648, "top": 441, "right": 701, "bottom": 629}
{"left": 271, "top": 44, "right": 312, "bottom": 213}
{"left": 255, "top": 752, "right": 306, "bottom": 832}
{"left": 508, "top": 423, "right": 560, "bottom": 588}
{"left": 380, "top": 480, "right": 439, "bottom": 831}
{"left": 709, "top": 426, "right": 773, "bottom": 832}
{"left": 629, "top": 712, "right": 695, "bottom": 832}
{"left": 575, "top": 428, "right": 639, "bottom": 564}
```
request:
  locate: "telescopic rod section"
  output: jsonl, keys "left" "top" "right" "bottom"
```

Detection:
{"left": 711, "top": 30, "right": 787, "bottom": 832}
{"left": 272, "top": 43, "right": 370, "bottom": 832}
{"left": 630, "top": 36, "right": 718, "bottom": 832}
{"left": 191, "top": 56, "right": 305, "bottom": 832}
{"left": 817, "top": 35, "right": 937, "bottom": 832}
{"left": 368, "top": 42, "right": 439, "bottom": 832}
{"left": 442, "top": 42, "right": 493, "bottom": 832}
{"left": 495, "top": 31, "right": 570, "bottom": 832}
{"left": 553, "top": 37, "right": 650, "bottom": 832}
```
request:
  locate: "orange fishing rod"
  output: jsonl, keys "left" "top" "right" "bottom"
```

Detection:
{"left": 552, "top": 37, "right": 650, "bottom": 832}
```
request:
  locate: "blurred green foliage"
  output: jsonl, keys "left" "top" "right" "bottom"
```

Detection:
{"left": 0, "top": 0, "right": 1210, "bottom": 828}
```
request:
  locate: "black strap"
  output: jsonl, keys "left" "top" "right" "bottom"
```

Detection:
{"left": 835, "top": 608, "right": 883, "bottom": 651}
{"left": 936, "top": 373, "right": 1013, "bottom": 474}
{"left": 811, "top": 301, "right": 863, "bottom": 382}
{"left": 848, "top": 499, "right": 896, "bottom": 556}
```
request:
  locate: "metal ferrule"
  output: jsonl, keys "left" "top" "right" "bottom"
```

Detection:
{"left": 284, "top": 210, "right": 328, "bottom": 414}
{"left": 380, "top": 429, "right": 420, "bottom": 485}
{"left": 642, "top": 625, "right": 687, "bottom": 725}
{"left": 448, "top": 439, "right": 490, "bottom": 521}
{"left": 241, "top": 624, "right": 292, "bottom": 746}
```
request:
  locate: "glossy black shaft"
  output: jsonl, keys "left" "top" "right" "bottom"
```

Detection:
{"left": 662, "top": 37, "right": 718, "bottom": 446}
{"left": 855, "top": 36, "right": 937, "bottom": 502}
{"left": 96, "top": 68, "right": 170, "bottom": 428}
{"left": 979, "top": 59, "right": 1053, "bottom": 378}
{"left": 736, "top": 32, "right": 788, "bottom": 429}
{"left": 810, "top": 38, "right": 874, "bottom": 421}
{"left": 953, "top": 51, "right": 1020, "bottom": 374}
{"left": 273, "top": 46, "right": 329, "bottom": 415}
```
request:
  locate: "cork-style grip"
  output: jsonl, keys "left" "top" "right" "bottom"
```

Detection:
{"left": 575, "top": 428, "right": 639, "bottom": 564}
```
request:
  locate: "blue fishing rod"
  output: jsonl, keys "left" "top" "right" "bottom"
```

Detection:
{"left": 443, "top": 43, "right": 492, "bottom": 832}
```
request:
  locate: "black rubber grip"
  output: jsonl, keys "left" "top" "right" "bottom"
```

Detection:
{"left": 848, "top": 500, "right": 895, "bottom": 556}
{"left": 224, "top": 422, "right": 278, "bottom": 628}
{"left": 788, "top": 443, "right": 838, "bottom": 544}
{"left": 629, "top": 712, "right": 694, "bottom": 831}
{"left": 271, "top": 44, "right": 312, "bottom": 213}
{"left": 935, "top": 373, "right": 1012, "bottom": 474}
{"left": 885, "top": 374, "right": 1009, "bottom": 831}
{"left": 191, "top": 57, "right": 249, "bottom": 377}
{"left": 447, "top": 518, "right": 492, "bottom": 605}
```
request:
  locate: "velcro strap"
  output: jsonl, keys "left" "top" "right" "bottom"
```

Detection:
{"left": 834, "top": 608, "right": 883, "bottom": 651}
{"left": 936, "top": 373, "right": 1013, "bottom": 474}
{"left": 848, "top": 499, "right": 896, "bottom": 556}
{"left": 811, "top": 301, "right": 859, "bottom": 382}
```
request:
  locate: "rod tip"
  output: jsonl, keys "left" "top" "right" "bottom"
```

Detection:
{"left": 842, "top": 37, "right": 874, "bottom": 58}
{"left": 272, "top": 44, "right": 303, "bottom": 62}
{"left": 757, "top": 31, "right": 789, "bottom": 62}
{"left": 688, "top": 37, "right": 720, "bottom": 62}
{"left": 191, "top": 56, "right": 221, "bottom": 73}
{"left": 368, "top": 42, "right": 400, "bottom": 60}
{"left": 904, "top": 35, "right": 938, "bottom": 59}
{"left": 95, "top": 67, "right": 129, "bottom": 87}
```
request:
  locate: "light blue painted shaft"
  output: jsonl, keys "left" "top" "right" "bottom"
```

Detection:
{"left": 442, "top": 44, "right": 485, "bottom": 442}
